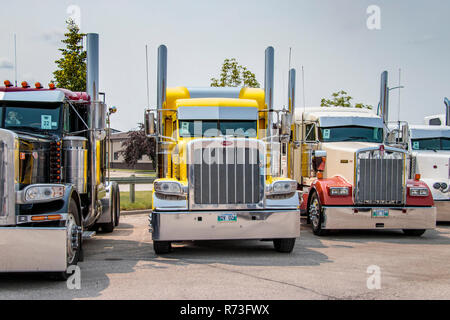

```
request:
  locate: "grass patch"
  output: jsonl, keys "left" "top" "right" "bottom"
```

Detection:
{"left": 111, "top": 169, "right": 156, "bottom": 176}
{"left": 120, "top": 191, "right": 152, "bottom": 211}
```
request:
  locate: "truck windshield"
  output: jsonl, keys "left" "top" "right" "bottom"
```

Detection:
{"left": 179, "top": 120, "right": 257, "bottom": 138}
{"left": 0, "top": 102, "right": 61, "bottom": 134}
{"left": 318, "top": 126, "right": 383, "bottom": 143}
{"left": 411, "top": 138, "right": 450, "bottom": 151}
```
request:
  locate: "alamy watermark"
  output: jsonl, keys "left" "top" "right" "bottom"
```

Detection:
{"left": 67, "top": 4, "right": 82, "bottom": 28}
{"left": 366, "top": 5, "right": 381, "bottom": 30}
{"left": 366, "top": 265, "right": 381, "bottom": 290}
{"left": 66, "top": 265, "right": 82, "bottom": 290}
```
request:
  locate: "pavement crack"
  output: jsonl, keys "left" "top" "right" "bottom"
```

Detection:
{"left": 182, "top": 259, "right": 338, "bottom": 300}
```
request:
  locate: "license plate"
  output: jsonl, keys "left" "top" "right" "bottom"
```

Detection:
{"left": 372, "top": 209, "right": 389, "bottom": 218}
{"left": 218, "top": 213, "right": 237, "bottom": 222}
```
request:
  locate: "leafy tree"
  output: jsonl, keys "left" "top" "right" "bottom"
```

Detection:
{"left": 120, "top": 124, "right": 156, "bottom": 168}
{"left": 211, "top": 58, "right": 260, "bottom": 88}
{"left": 321, "top": 90, "right": 373, "bottom": 109}
{"left": 53, "top": 19, "right": 86, "bottom": 91}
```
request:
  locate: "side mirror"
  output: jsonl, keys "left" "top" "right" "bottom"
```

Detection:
{"left": 312, "top": 150, "right": 327, "bottom": 172}
{"left": 280, "top": 113, "right": 291, "bottom": 136}
{"left": 93, "top": 102, "right": 107, "bottom": 140}
{"left": 144, "top": 109, "right": 156, "bottom": 136}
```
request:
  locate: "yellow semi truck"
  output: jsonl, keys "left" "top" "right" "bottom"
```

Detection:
{"left": 145, "top": 46, "right": 300, "bottom": 254}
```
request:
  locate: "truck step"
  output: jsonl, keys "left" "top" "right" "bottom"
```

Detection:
{"left": 82, "top": 231, "right": 96, "bottom": 240}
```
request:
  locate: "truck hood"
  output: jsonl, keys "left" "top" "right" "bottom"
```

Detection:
{"left": 412, "top": 150, "right": 450, "bottom": 200}
{"left": 321, "top": 142, "right": 381, "bottom": 185}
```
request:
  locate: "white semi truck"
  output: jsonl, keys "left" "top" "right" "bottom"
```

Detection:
{"left": 387, "top": 98, "right": 449, "bottom": 221}
{"left": 292, "top": 71, "right": 436, "bottom": 236}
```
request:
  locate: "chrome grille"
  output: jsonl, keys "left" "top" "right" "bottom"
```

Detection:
{"left": 355, "top": 148, "right": 405, "bottom": 205}
{"left": 193, "top": 147, "right": 260, "bottom": 205}
{"left": 188, "top": 139, "right": 265, "bottom": 209}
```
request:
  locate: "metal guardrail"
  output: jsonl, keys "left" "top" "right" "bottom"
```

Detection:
{"left": 109, "top": 174, "right": 155, "bottom": 203}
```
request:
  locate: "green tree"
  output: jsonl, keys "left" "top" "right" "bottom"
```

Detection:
{"left": 321, "top": 90, "right": 373, "bottom": 109}
{"left": 211, "top": 58, "right": 260, "bottom": 88}
{"left": 53, "top": 19, "right": 86, "bottom": 92}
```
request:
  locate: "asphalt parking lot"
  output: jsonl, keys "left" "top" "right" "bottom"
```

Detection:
{"left": 1, "top": 214, "right": 449, "bottom": 300}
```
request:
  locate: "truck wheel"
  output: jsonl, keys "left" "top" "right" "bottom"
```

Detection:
{"left": 101, "top": 187, "right": 117, "bottom": 233}
{"left": 309, "top": 192, "right": 328, "bottom": 236}
{"left": 403, "top": 229, "right": 426, "bottom": 237}
{"left": 273, "top": 238, "right": 296, "bottom": 253}
{"left": 153, "top": 241, "right": 172, "bottom": 254}
{"left": 51, "top": 199, "right": 82, "bottom": 281}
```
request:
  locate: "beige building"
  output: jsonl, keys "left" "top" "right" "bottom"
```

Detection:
{"left": 109, "top": 131, "right": 154, "bottom": 170}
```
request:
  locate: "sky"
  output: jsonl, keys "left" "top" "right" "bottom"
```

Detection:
{"left": 0, "top": 0, "right": 449, "bottom": 132}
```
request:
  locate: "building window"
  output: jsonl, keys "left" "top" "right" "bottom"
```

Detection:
{"left": 114, "top": 152, "right": 120, "bottom": 161}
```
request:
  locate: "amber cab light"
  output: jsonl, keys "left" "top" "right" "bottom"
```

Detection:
{"left": 414, "top": 174, "right": 421, "bottom": 181}
{"left": 21, "top": 81, "right": 30, "bottom": 88}
{"left": 35, "top": 82, "right": 43, "bottom": 89}
{"left": 4, "top": 80, "right": 13, "bottom": 87}
{"left": 317, "top": 172, "right": 324, "bottom": 179}
{"left": 48, "top": 83, "right": 56, "bottom": 90}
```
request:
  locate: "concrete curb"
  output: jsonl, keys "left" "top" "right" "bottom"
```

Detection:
{"left": 121, "top": 209, "right": 151, "bottom": 215}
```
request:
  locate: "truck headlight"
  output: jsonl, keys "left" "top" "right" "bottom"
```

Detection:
{"left": 266, "top": 180, "right": 297, "bottom": 195}
{"left": 22, "top": 185, "right": 65, "bottom": 203}
{"left": 154, "top": 181, "right": 184, "bottom": 195}
{"left": 329, "top": 187, "right": 350, "bottom": 196}
{"left": 409, "top": 187, "right": 429, "bottom": 197}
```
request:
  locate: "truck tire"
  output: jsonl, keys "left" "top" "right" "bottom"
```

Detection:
{"left": 273, "top": 238, "right": 296, "bottom": 253}
{"left": 101, "top": 185, "right": 117, "bottom": 233}
{"left": 115, "top": 185, "right": 120, "bottom": 227}
{"left": 51, "top": 199, "right": 82, "bottom": 281}
{"left": 153, "top": 241, "right": 172, "bottom": 254}
{"left": 403, "top": 229, "right": 426, "bottom": 237}
{"left": 309, "top": 192, "right": 329, "bottom": 236}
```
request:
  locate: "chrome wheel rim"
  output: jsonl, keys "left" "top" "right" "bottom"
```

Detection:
{"left": 66, "top": 213, "right": 78, "bottom": 265}
{"left": 309, "top": 198, "right": 320, "bottom": 229}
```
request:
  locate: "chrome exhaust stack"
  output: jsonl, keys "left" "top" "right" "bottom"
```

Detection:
{"left": 264, "top": 47, "right": 275, "bottom": 139}
{"left": 157, "top": 45, "right": 168, "bottom": 178}
{"left": 288, "top": 68, "right": 296, "bottom": 122}
{"left": 85, "top": 33, "right": 103, "bottom": 226}
{"left": 445, "top": 97, "right": 450, "bottom": 126}
{"left": 379, "top": 71, "right": 389, "bottom": 125}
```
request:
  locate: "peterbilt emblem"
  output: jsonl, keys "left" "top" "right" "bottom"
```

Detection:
{"left": 222, "top": 141, "right": 233, "bottom": 146}
{"left": 379, "top": 144, "right": 385, "bottom": 156}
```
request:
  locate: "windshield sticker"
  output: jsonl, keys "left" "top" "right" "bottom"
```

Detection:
{"left": 41, "top": 115, "right": 52, "bottom": 130}
{"left": 180, "top": 121, "right": 190, "bottom": 135}
{"left": 323, "top": 129, "right": 331, "bottom": 139}
{"left": 413, "top": 141, "right": 420, "bottom": 150}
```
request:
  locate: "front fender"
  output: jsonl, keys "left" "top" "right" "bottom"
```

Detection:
{"left": 310, "top": 176, "right": 354, "bottom": 206}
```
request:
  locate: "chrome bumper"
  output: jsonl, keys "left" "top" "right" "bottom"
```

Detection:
{"left": 150, "top": 210, "right": 300, "bottom": 241}
{"left": 322, "top": 206, "right": 436, "bottom": 230}
{"left": 0, "top": 227, "right": 68, "bottom": 272}
{"left": 436, "top": 201, "right": 450, "bottom": 222}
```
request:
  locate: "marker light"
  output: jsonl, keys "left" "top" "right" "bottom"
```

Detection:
{"left": 35, "top": 82, "right": 43, "bottom": 89}
{"left": 48, "top": 83, "right": 56, "bottom": 90}
{"left": 4, "top": 80, "right": 13, "bottom": 87}
{"left": 21, "top": 81, "right": 30, "bottom": 88}
{"left": 414, "top": 174, "right": 421, "bottom": 181}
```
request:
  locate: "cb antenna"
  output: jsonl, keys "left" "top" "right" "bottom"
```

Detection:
{"left": 14, "top": 33, "right": 18, "bottom": 87}
{"left": 302, "top": 66, "right": 306, "bottom": 111}
{"left": 145, "top": 44, "right": 150, "bottom": 108}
